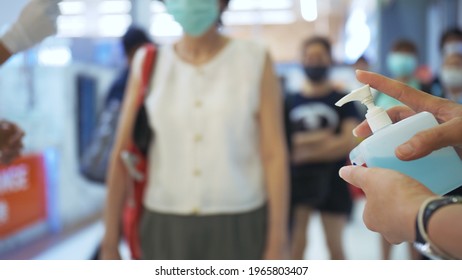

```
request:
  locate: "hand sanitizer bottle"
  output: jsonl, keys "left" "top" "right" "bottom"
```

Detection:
{"left": 336, "top": 84, "right": 462, "bottom": 195}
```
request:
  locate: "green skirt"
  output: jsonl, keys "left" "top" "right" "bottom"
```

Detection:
{"left": 139, "top": 205, "right": 267, "bottom": 260}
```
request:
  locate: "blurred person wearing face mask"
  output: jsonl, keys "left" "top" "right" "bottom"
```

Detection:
{"left": 101, "top": 0, "right": 289, "bottom": 260}
{"left": 284, "top": 37, "right": 360, "bottom": 260}
{"left": 375, "top": 40, "right": 428, "bottom": 110}
{"left": 440, "top": 53, "right": 462, "bottom": 104}
{"left": 429, "top": 27, "right": 462, "bottom": 98}
{"left": 440, "top": 27, "right": 462, "bottom": 53}
{"left": 104, "top": 26, "right": 152, "bottom": 106}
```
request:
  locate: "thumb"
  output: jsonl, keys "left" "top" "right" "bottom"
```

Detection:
{"left": 396, "top": 117, "right": 462, "bottom": 161}
{"left": 339, "top": 166, "right": 370, "bottom": 192}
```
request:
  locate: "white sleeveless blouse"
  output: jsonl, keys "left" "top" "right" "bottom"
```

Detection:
{"left": 143, "top": 39, "right": 267, "bottom": 215}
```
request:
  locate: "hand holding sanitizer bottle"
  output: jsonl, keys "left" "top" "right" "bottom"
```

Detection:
{"left": 336, "top": 84, "right": 462, "bottom": 195}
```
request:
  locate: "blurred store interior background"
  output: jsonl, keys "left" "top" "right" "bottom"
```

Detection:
{"left": 1, "top": 0, "right": 461, "bottom": 259}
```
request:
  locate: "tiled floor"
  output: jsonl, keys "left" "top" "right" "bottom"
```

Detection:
{"left": 30, "top": 199, "right": 408, "bottom": 260}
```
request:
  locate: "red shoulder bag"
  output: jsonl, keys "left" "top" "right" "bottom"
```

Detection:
{"left": 121, "top": 44, "right": 157, "bottom": 260}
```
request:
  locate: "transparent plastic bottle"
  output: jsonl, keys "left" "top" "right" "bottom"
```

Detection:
{"left": 336, "top": 85, "right": 462, "bottom": 195}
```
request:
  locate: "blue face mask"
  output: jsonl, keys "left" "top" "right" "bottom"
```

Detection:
{"left": 441, "top": 68, "right": 462, "bottom": 89}
{"left": 165, "top": 0, "right": 219, "bottom": 37}
{"left": 387, "top": 53, "right": 418, "bottom": 78}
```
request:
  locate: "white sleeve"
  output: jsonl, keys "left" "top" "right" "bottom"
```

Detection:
{"left": 0, "top": 0, "right": 60, "bottom": 54}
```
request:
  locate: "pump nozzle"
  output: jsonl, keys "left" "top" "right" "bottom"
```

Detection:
{"left": 335, "top": 85, "right": 374, "bottom": 108}
{"left": 336, "top": 84, "right": 392, "bottom": 133}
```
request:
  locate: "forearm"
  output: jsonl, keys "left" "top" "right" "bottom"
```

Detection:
{"left": 292, "top": 129, "right": 333, "bottom": 146}
{"left": 263, "top": 152, "right": 290, "bottom": 239}
{"left": 102, "top": 144, "right": 130, "bottom": 248}
{"left": 101, "top": 48, "right": 143, "bottom": 251}
{"left": 258, "top": 51, "right": 290, "bottom": 252}
{"left": 292, "top": 120, "right": 358, "bottom": 163}
{"left": 0, "top": 41, "right": 12, "bottom": 65}
{"left": 312, "top": 137, "right": 350, "bottom": 161}
{"left": 292, "top": 137, "right": 350, "bottom": 163}
{"left": 427, "top": 204, "right": 462, "bottom": 259}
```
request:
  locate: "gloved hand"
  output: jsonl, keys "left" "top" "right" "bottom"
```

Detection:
{"left": 0, "top": 0, "right": 60, "bottom": 54}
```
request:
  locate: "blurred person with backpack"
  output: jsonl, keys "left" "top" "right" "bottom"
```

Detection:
{"left": 80, "top": 26, "right": 152, "bottom": 183}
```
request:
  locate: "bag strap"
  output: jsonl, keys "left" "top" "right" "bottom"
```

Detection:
{"left": 138, "top": 43, "right": 157, "bottom": 105}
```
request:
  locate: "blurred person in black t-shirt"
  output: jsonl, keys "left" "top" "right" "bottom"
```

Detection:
{"left": 285, "top": 36, "right": 360, "bottom": 260}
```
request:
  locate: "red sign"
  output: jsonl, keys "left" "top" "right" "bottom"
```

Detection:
{"left": 0, "top": 154, "right": 48, "bottom": 238}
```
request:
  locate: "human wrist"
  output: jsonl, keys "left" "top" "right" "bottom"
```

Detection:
{"left": 266, "top": 224, "right": 289, "bottom": 244}
{"left": 404, "top": 195, "right": 432, "bottom": 243}
{"left": 414, "top": 196, "right": 462, "bottom": 259}
{"left": 101, "top": 232, "right": 120, "bottom": 249}
{"left": 427, "top": 204, "right": 462, "bottom": 259}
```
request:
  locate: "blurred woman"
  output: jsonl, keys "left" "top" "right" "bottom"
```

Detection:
{"left": 285, "top": 37, "right": 359, "bottom": 259}
{"left": 101, "top": 0, "right": 289, "bottom": 260}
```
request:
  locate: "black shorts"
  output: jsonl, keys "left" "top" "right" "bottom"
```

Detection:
{"left": 290, "top": 164, "right": 353, "bottom": 217}
{"left": 291, "top": 168, "right": 332, "bottom": 207}
{"left": 316, "top": 168, "right": 353, "bottom": 216}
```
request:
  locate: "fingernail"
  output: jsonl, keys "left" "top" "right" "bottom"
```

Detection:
{"left": 352, "top": 128, "right": 358, "bottom": 137}
{"left": 397, "top": 143, "right": 415, "bottom": 158}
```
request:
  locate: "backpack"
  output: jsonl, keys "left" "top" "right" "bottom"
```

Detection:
{"left": 80, "top": 91, "right": 123, "bottom": 183}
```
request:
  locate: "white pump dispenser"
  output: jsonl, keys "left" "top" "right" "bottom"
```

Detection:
{"left": 336, "top": 84, "right": 462, "bottom": 195}
{"left": 335, "top": 85, "right": 391, "bottom": 133}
